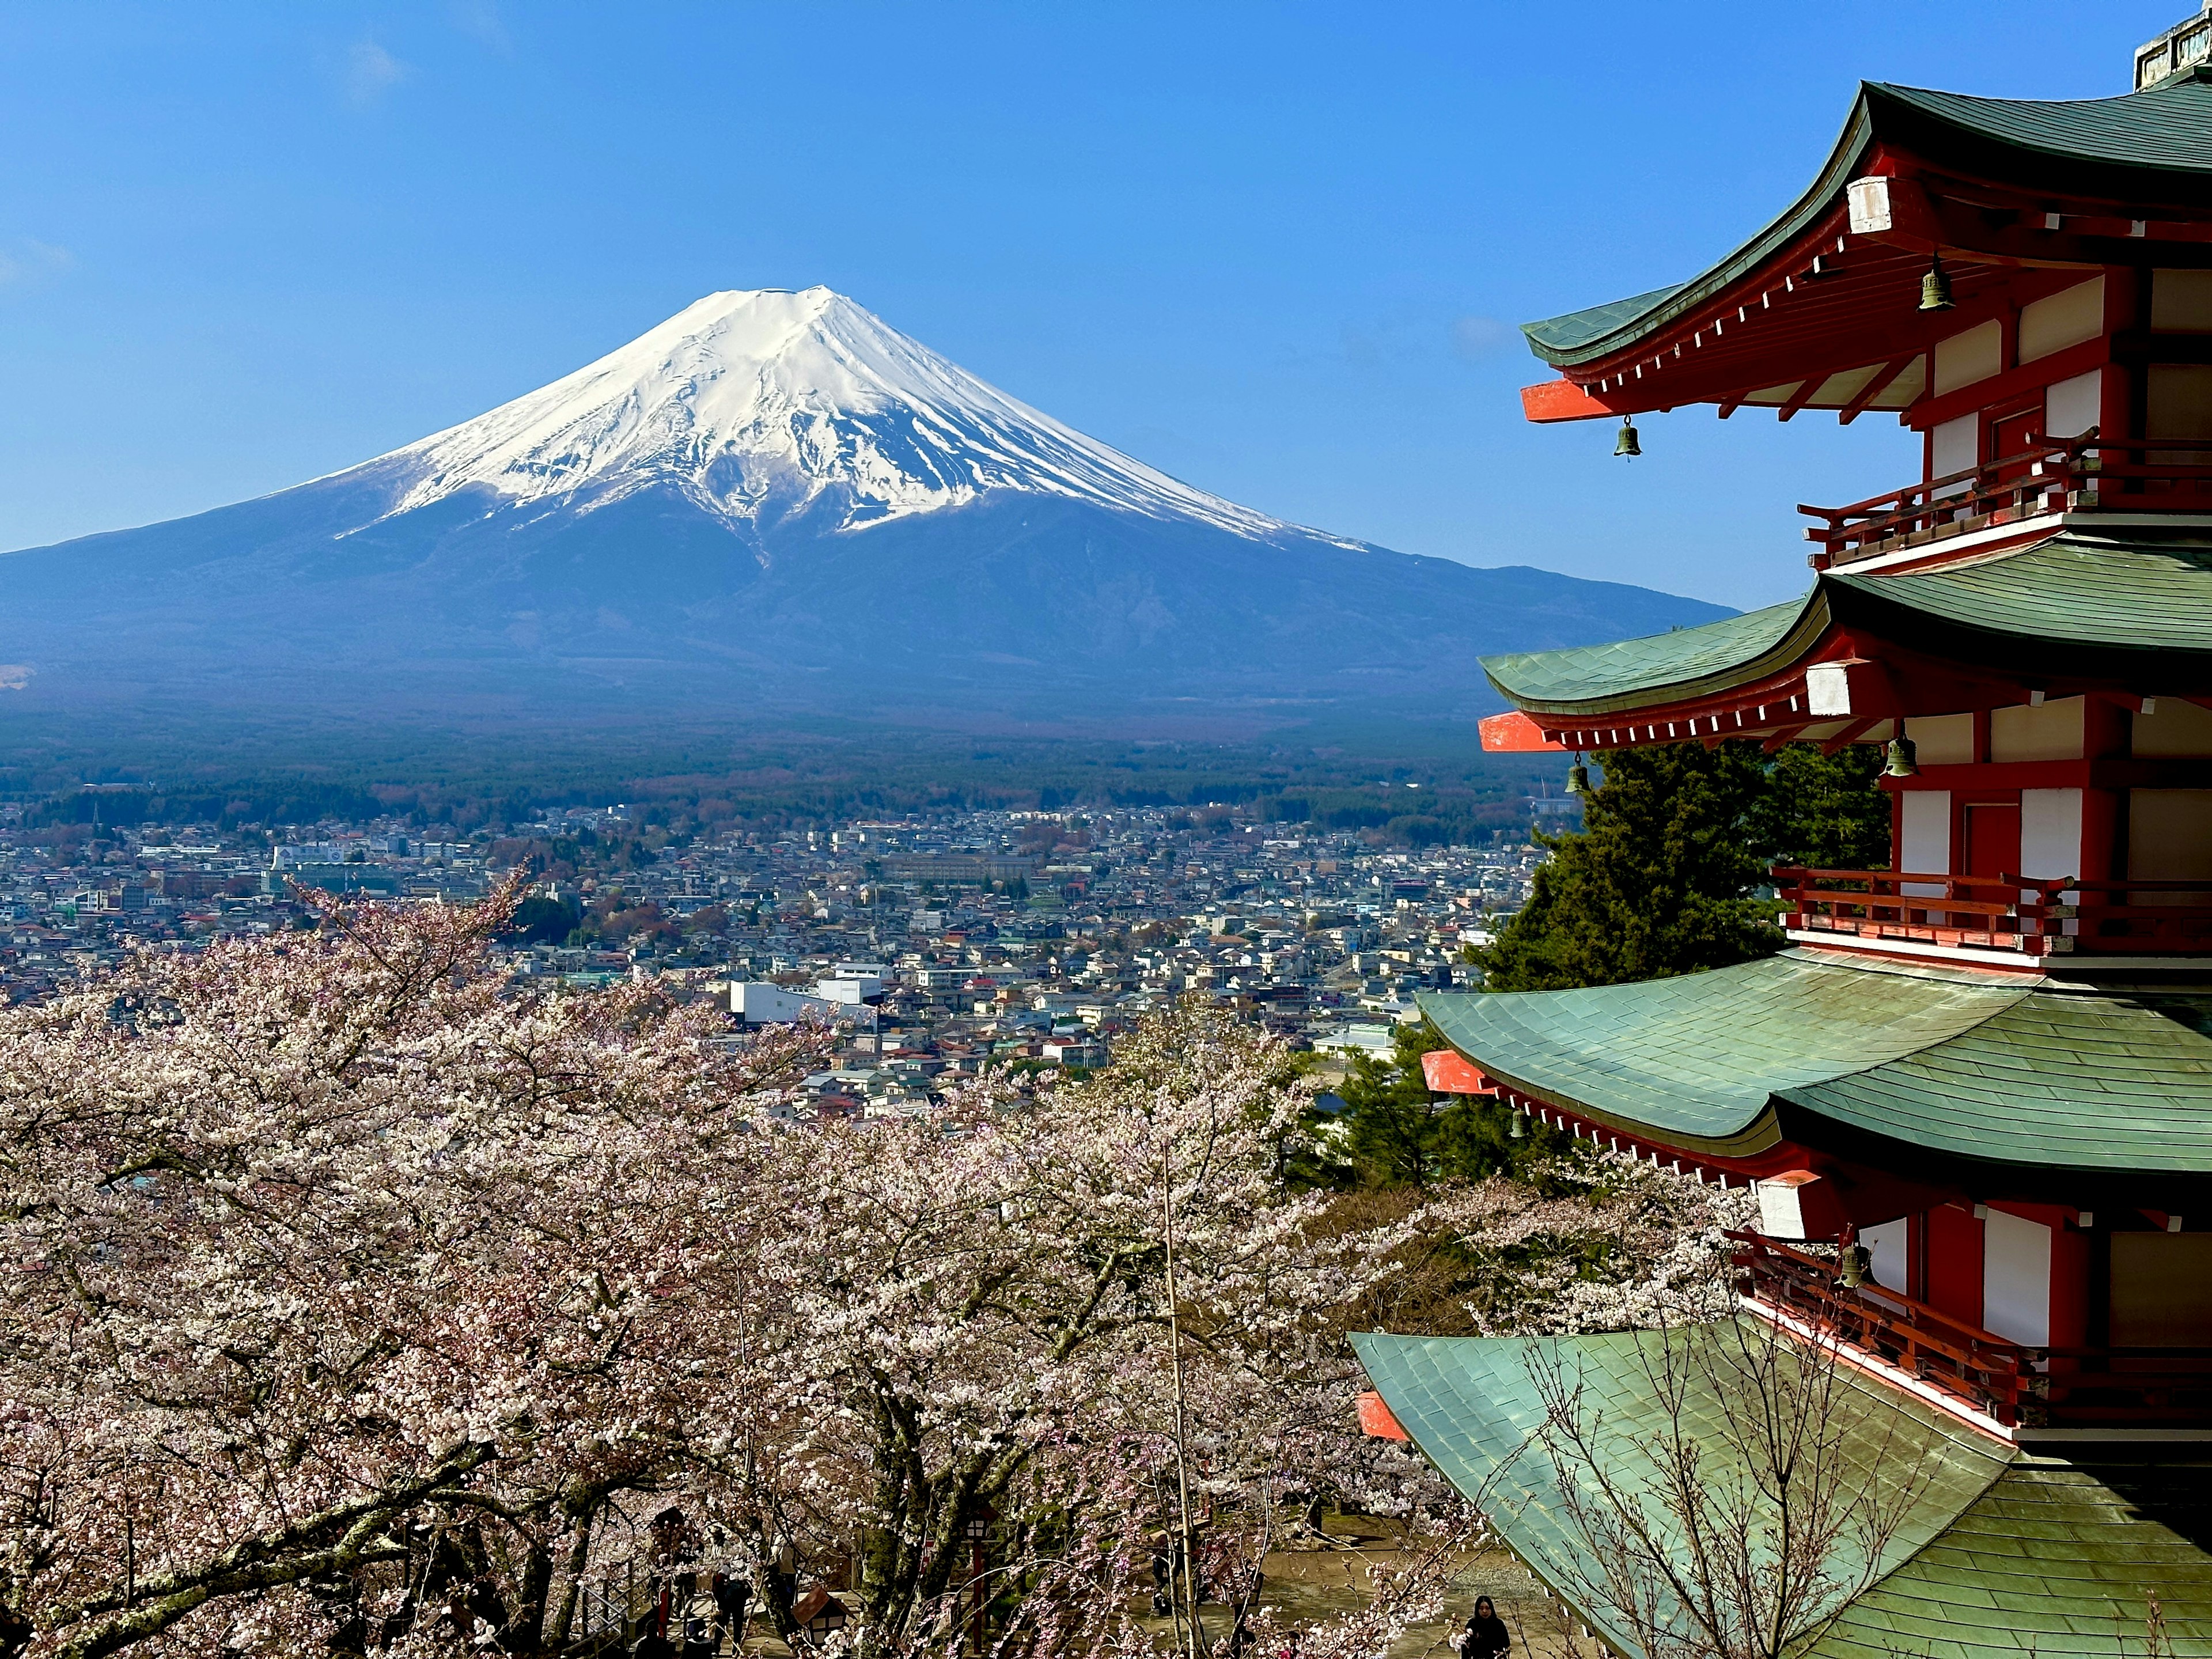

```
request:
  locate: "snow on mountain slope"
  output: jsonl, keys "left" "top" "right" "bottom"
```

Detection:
{"left": 0, "top": 284, "right": 1736, "bottom": 722}
{"left": 368, "top": 286, "right": 1320, "bottom": 543}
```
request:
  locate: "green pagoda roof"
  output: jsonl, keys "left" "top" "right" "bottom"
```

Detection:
{"left": 1419, "top": 948, "right": 2212, "bottom": 1177}
{"left": 1480, "top": 532, "right": 2212, "bottom": 718}
{"left": 1831, "top": 532, "right": 2212, "bottom": 657}
{"left": 1524, "top": 75, "right": 2212, "bottom": 369}
{"left": 1480, "top": 597, "right": 1817, "bottom": 717}
{"left": 1351, "top": 1327, "right": 2212, "bottom": 1659}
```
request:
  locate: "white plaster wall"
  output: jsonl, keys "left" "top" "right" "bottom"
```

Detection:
{"left": 2153, "top": 267, "right": 2212, "bottom": 331}
{"left": 1900, "top": 791, "right": 1952, "bottom": 896}
{"left": 2021, "top": 280, "right": 2105, "bottom": 362}
{"left": 2045, "top": 368, "right": 2102, "bottom": 444}
{"left": 2128, "top": 789, "right": 2212, "bottom": 903}
{"left": 2133, "top": 699, "right": 2212, "bottom": 757}
{"left": 1982, "top": 1209, "right": 2051, "bottom": 1346}
{"left": 2020, "top": 789, "right": 2084, "bottom": 881}
{"left": 1906, "top": 713, "right": 1975, "bottom": 764}
{"left": 1991, "top": 698, "right": 2084, "bottom": 762}
{"left": 1934, "top": 320, "right": 2003, "bottom": 396}
{"left": 2147, "top": 363, "right": 2212, "bottom": 444}
{"left": 1930, "top": 414, "right": 1978, "bottom": 487}
{"left": 1862, "top": 1218, "right": 1908, "bottom": 1294}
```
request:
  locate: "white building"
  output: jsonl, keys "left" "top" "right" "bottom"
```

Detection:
{"left": 730, "top": 983, "right": 839, "bottom": 1024}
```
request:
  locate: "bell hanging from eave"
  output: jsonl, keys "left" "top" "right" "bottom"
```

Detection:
{"left": 1918, "top": 255, "right": 1955, "bottom": 313}
{"left": 1884, "top": 734, "right": 1919, "bottom": 778}
{"left": 1566, "top": 754, "right": 1591, "bottom": 796}
{"left": 1838, "top": 1242, "right": 1872, "bottom": 1288}
{"left": 1508, "top": 1110, "right": 1527, "bottom": 1141}
{"left": 1613, "top": 415, "right": 1641, "bottom": 458}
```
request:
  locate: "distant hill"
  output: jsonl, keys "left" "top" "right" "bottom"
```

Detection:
{"left": 0, "top": 286, "right": 1729, "bottom": 728}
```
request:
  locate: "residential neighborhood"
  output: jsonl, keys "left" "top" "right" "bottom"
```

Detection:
{"left": 0, "top": 798, "right": 1551, "bottom": 1104}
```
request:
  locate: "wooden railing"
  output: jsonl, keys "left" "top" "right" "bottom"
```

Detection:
{"left": 1732, "top": 1231, "right": 2037, "bottom": 1425}
{"left": 1733, "top": 1231, "right": 2212, "bottom": 1429}
{"left": 2062, "top": 877, "right": 2212, "bottom": 952}
{"left": 1771, "top": 866, "right": 2075, "bottom": 956}
{"left": 1800, "top": 432, "right": 2212, "bottom": 564}
{"left": 1775, "top": 866, "right": 2212, "bottom": 957}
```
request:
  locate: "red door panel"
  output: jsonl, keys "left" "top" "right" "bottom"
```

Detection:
{"left": 1926, "top": 1203, "right": 1984, "bottom": 1331}
{"left": 1964, "top": 802, "right": 2021, "bottom": 881}
{"left": 1991, "top": 407, "right": 2042, "bottom": 483}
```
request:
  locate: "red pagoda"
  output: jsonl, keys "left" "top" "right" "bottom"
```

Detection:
{"left": 1355, "top": 17, "right": 2212, "bottom": 1658}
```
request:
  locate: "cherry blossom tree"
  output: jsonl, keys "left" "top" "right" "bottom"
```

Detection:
{"left": 0, "top": 879, "right": 1755, "bottom": 1659}
{"left": 697, "top": 1003, "right": 1429, "bottom": 1658}
{"left": 0, "top": 882, "right": 818, "bottom": 1658}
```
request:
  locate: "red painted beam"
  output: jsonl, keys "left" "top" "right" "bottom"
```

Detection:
{"left": 1479, "top": 711, "right": 1571, "bottom": 753}
{"left": 1521, "top": 378, "right": 1624, "bottom": 423}
{"left": 1356, "top": 1391, "right": 1410, "bottom": 1441}
{"left": 1838, "top": 353, "right": 1918, "bottom": 426}
{"left": 1421, "top": 1050, "right": 1497, "bottom": 1095}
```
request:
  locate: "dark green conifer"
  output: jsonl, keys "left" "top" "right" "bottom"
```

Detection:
{"left": 1748, "top": 740, "right": 1892, "bottom": 870}
{"left": 1474, "top": 741, "right": 1778, "bottom": 992}
{"left": 1334, "top": 1018, "right": 1554, "bottom": 1188}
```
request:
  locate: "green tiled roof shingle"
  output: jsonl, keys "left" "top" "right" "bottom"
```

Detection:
{"left": 1353, "top": 1329, "right": 2212, "bottom": 1659}
{"left": 1420, "top": 949, "right": 2212, "bottom": 1174}
{"left": 1830, "top": 534, "right": 2212, "bottom": 656}
{"left": 1481, "top": 533, "right": 2212, "bottom": 718}
{"left": 1480, "top": 598, "right": 1820, "bottom": 717}
{"left": 1526, "top": 78, "right": 2212, "bottom": 369}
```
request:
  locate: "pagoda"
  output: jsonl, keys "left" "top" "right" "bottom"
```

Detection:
{"left": 1355, "top": 13, "right": 2212, "bottom": 1657}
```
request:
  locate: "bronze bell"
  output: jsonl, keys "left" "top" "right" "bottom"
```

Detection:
{"left": 1508, "top": 1111, "right": 1527, "bottom": 1141}
{"left": 1566, "top": 755, "right": 1591, "bottom": 796}
{"left": 1919, "top": 255, "right": 1955, "bottom": 313}
{"left": 1613, "top": 416, "right": 1641, "bottom": 458}
{"left": 1838, "top": 1242, "right": 1873, "bottom": 1288}
{"left": 1884, "top": 734, "right": 1919, "bottom": 778}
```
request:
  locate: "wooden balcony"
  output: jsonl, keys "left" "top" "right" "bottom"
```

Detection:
{"left": 1801, "top": 433, "right": 2212, "bottom": 566}
{"left": 1775, "top": 866, "right": 2212, "bottom": 958}
{"left": 1774, "top": 866, "right": 2075, "bottom": 957}
{"left": 1732, "top": 1230, "right": 2212, "bottom": 1431}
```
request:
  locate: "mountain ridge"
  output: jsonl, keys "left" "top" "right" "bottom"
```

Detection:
{"left": 0, "top": 286, "right": 1730, "bottom": 728}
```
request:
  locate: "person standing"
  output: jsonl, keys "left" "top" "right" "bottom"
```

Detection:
{"left": 1462, "top": 1596, "right": 1512, "bottom": 1659}
{"left": 710, "top": 1568, "right": 750, "bottom": 1652}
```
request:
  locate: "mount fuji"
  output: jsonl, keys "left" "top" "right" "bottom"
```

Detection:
{"left": 0, "top": 286, "right": 1726, "bottom": 725}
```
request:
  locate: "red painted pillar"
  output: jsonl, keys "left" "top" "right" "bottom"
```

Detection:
{"left": 2049, "top": 1218, "right": 2091, "bottom": 1354}
{"left": 2101, "top": 266, "right": 2142, "bottom": 456}
{"left": 2081, "top": 696, "right": 2129, "bottom": 945}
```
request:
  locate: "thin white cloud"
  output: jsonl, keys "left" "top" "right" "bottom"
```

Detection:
{"left": 0, "top": 239, "right": 75, "bottom": 290}
{"left": 344, "top": 39, "right": 411, "bottom": 107}
{"left": 449, "top": 0, "right": 511, "bottom": 52}
{"left": 1452, "top": 316, "right": 1509, "bottom": 359}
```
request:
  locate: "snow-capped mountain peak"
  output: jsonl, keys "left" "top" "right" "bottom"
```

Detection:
{"left": 374, "top": 286, "right": 1307, "bottom": 540}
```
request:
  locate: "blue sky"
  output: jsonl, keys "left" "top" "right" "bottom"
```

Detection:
{"left": 0, "top": 2, "right": 2186, "bottom": 607}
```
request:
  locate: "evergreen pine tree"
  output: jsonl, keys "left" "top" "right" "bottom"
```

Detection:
{"left": 1748, "top": 740, "right": 1892, "bottom": 870}
{"left": 1475, "top": 741, "right": 1778, "bottom": 992}
{"left": 1335, "top": 1017, "right": 1555, "bottom": 1188}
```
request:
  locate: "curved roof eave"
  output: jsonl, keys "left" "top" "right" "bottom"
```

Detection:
{"left": 1520, "top": 86, "right": 1881, "bottom": 369}
{"left": 1416, "top": 954, "right": 2032, "bottom": 1160}
{"left": 1423, "top": 957, "right": 2212, "bottom": 1178}
{"left": 1479, "top": 535, "right": 2212, "bottom": 724}
{"left": 1522, "top": 75, "right": 2212, "bottom": 370}
{"left": 1479, "top": 590, "right": 1828, "bottom": 718}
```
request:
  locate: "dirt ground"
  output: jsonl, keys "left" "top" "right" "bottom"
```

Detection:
{"left": 714, "top": 1518, "right": 1596, "bottom": 1658}
{"left": 1138, "top": 1516, "right": 1597, "bottom": 1659}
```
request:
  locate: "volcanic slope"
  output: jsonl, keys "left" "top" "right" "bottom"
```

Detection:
{"left": 0, "top": 286, "right": 1728, "bottom": 722}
